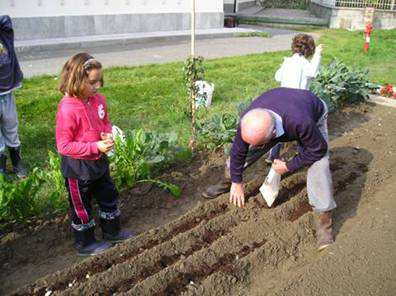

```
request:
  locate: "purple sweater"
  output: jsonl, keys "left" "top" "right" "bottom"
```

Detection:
{"left": 230, "top": 87, "right": 327, "bottom": 183}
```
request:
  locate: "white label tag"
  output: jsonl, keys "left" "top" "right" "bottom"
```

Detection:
{"left": 98, "top": 104, "right": 105, "bottom": 119}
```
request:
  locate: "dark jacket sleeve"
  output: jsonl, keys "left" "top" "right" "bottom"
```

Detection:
{"left": 230, "top": 126, "right": 249, "bottom": 183}
{"left": 286, "top": 121, "right": 328, "bottom": 173}
{"left": 0, "top": 15, "right": 13, "bottom": 33}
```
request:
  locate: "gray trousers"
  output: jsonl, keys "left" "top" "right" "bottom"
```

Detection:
{"left": 227, "top": 101, "right": 336, "bottom": 213}
{"left": 0, "top": 92, "right": 21, "bottom": 154}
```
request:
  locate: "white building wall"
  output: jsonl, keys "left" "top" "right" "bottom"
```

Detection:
{"left": 0, "top": 0, "right": 224, "bottom": 40}
{"left": 1, "top": 0, "right": 223, "bottom": 17}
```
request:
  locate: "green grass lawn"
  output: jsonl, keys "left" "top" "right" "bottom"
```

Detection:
{"left": 15, "top": 29, "right": 396, "bottom": 169}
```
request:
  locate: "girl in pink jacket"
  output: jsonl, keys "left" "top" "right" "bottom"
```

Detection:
{"left": 56, "top": 53, "right": 133, "bottom": 256}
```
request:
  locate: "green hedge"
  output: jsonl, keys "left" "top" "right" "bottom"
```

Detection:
{"left": 258, "top": 0, "right": 310, "bottom": 9}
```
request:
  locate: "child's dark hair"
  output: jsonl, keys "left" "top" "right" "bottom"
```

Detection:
{"left": 291, "top": 34, "right": 316, "bottom": 58}
{"left": 59, "top": 52, "right": 103, "bottom": 98}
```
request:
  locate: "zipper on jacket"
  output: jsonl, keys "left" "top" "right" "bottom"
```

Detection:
{"left": 83, "top": 98, "right": 95, "bottom": 130}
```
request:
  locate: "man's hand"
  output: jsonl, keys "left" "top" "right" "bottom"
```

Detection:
{"left": 272, "top": 159, "right": 289, "bottom": 175}
{"left": 230, "top": 182, "right": 245, "bottom": 208}
{"left": 97, "top": 139, "right": 114, "bottom": 153}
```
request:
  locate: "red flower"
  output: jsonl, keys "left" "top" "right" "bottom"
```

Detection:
{"left": 380, "top": 83, "right": 394, "bottom": 98}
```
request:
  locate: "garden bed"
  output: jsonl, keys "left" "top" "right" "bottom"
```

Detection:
{"left": 2, "top": 102, "right": 396, "bottom": 295}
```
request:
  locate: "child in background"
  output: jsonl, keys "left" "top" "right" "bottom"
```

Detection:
{"left": 269, "top": 34, "right": 324, "bottom": 161}
{"left": 56, "top": 53, "right": 134, "bottom": 256}
{"left": 0, "top": 15, "right": 27, "bottom": 178}
{"left": 275, "top": 33, "right": 323, "bottom": 90}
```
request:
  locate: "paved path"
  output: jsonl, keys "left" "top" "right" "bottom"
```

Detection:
{"left": 15, "top": 27, "right": 258, "bottom": 54}
{"left": 19, "top": 26, "right": 316, "bottom": 78}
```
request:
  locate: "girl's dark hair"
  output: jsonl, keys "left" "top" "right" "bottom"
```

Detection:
{"left": 59, "top": 52, "right": 103, "bottom": 98}
{"left": 291, "top": 34, "right": 316, "bottom": 58}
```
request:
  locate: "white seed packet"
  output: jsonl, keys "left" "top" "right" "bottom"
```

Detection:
{"left": 259, "top": 167, "right": 281, "bottom": 207}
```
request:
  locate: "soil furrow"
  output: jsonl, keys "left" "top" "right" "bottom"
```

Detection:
{"left": 188, "top": 214, "right": 316, "bottom": 296}
{"left": 276, "top": 165, "right": 365, "bottom": 223}
{"left": 160, "top": 241, "right": 267, "bottom": 296}
{"left": 15, "top": 200, "right": 229, "bottom": 296}
{"left": 252, "top": 172, "right": 307, "bottom": 210}
{"left": 61, "top": 209, "right": 241, "bottom": 295}
{"left": 118, "top": 201, "right": 293, "bottom": 296}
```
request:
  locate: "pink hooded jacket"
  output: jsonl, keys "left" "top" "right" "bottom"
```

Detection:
{"left": 56, "top": 93, "right": 112, "bottom": 160}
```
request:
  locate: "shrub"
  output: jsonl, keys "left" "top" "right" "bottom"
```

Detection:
{"left": 0, "top": 168, "right": 45, "bottom": 222}
{"left": 310, "top": 59, "right": 370, "bottom": 112}
{"left": 258, "top": 0, "right": 309, "bottom": 9}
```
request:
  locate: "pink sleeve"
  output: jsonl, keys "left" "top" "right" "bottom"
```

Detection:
{"left": 56, "top": 104, "right": 99, "bottom": 157}
{"left": 101, "top": 95, "right": 112, "bottom": 133}
{"left": 103, "top": 103, "right": 112, "bottom": 133}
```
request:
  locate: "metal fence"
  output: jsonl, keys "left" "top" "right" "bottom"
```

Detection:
{"left": 311, "top": 0, "right": 396, "bottom": 10}
{"left": 336, "top": 0, "right": 395, "bottom": 9}
{"left": 311, "top": 0, "right": 336, "bottom": 6}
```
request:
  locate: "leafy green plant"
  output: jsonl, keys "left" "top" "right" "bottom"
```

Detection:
{"left": 111, "top": 130, "right": 150, "bottom": 187}
{"left": 197, "top": 100, "right": 250, "bottom": 152}
{"left": 41, "top": 151, "right": 68, "bottom": 213}
{"left": 0, "top": 168, "right": 45, "bottom": 222}
{"left": 197, "top": 113, "right": 239, "bottom": 151}
{"left": 138, "top": 179, "right": 182, "bottom": 198}
{"left": 310, "top": 59, "right": 370, "bottom": 112}
{"left": 0, "top": 129, "right": 183, "bottom": 223}
{"left": 140, "top": 131, "right": 179, "bottom": 166}
{"left": 110, "top": 129, "right": 182, "bottom": 197}
{"left": 236, "top": 100, "right": 251, "bottom": 115}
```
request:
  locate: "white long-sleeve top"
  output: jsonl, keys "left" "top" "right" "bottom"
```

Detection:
{"left": 275, "top": 52, "right": 321, "bottom": 90}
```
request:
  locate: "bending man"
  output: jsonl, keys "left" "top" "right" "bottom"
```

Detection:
{"left": 203, "top": 87, "right": 336, "bottom": 251}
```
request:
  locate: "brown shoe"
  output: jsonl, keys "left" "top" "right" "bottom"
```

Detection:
{"left": 202, "top": 180, "right": 231, "bottom": 199}
{"left": 316, "top": 211, "right": 334, "bottom": 251}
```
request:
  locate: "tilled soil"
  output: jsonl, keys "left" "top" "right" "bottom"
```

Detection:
{"left": 1, "top": 102, "right": 395, "bottom": 296}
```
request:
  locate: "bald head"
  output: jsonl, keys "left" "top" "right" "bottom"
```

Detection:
{"left": 240, "top": 108, "right": 275, "bottom": 146}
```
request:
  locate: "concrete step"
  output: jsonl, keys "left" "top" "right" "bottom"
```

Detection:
{"left": 15, "top": 27, "right": 259, "bottom": 55}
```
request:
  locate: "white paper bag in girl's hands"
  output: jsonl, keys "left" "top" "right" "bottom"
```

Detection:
{"left": 107, "top": 125, "right": 125, "bottom": 157}
{"left": 260, "top": 167, "right": 281, "bottom": 207}
{"left": 112, "top": 125, "right": 125, "bottom": 143}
